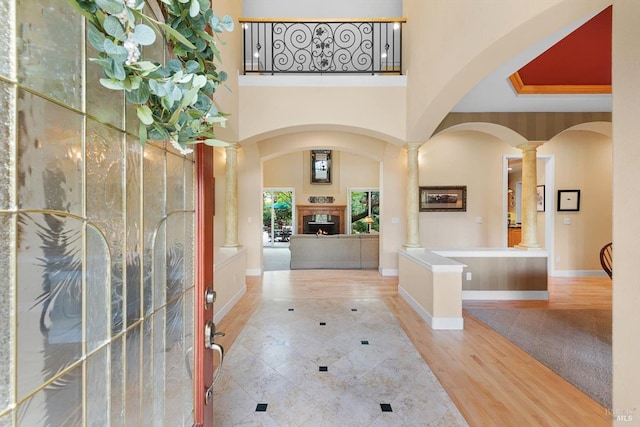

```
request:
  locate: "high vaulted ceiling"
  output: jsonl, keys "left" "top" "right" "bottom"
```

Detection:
{"left": 453, "top": 6, "right": 612, "bottom": 113}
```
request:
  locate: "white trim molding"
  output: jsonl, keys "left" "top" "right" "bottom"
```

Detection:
{"left": 462, "top": 290, "right": 549, "bottom": 300}
{"left": 399, "top": 286, "right": 464, "bottom": 330}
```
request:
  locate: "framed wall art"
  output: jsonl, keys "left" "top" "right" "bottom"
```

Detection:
{"left": 537, "top": 185, "right": 545, "bottom": 212}
{"left": 419, "top": 186, "right": 467, "bottom": 212}
{"left": 311, "top": 150, "right": 331, "bottom": 184}
{"left": 557, "top": 189, "right": 580, "bottom": 211}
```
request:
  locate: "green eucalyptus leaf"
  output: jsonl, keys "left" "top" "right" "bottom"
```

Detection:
{"left": 189, "top": 0, "right": 200, "bottom": 18}
{"left": 218, "top": 70, "right": 228, "bottom": 82}
{"left": 192, "top": 75, "right": 207, "bottom": 89}
{"left": 161, "top": 95, "right": 174, "bottom": 110}
{"left": 112, "top": 61, "right": 127, "bottom": 80}
{"left": 99, "top": 78, "right": 126, "bottom": 90}
{"left": 158, "top": 21, "right": 196, "bottom": 49}
{"left": 136, "top": 105, "right": 154, "bottom": 125}
{"left": 104, "top": 39, "right": 128, "bottom": 63}
{"left": 95, "top": 0, "right": 124, "bottom": 15}
{"left": 125, "top": 82, "right": 150, "bottom": 104}
{"left": 166, "top": 59, "right": 183, "bottom": 73}
{"left": 132, "top": 24, "right": 156, "bottom": 46}
{"left": 185, "top": 60, "right": 200, "bottom": 73}
{"left": 88, "top": 22, "right": 107, "bottom": 52}
{"left": 221, "top": 15, "right": 234, "bottom": 31}
{"left": 181, "top": 86, "right": 199, "bottom": 108}
{"left": 202, "top": 138, "right": 229, "bottom": 147}
{"left": 168, "top": 107, "right": 183, "bottom": 126}
{"left": 210, "top": 15, "right": 223, "bottom": 33}
{"left": 89, "top": 57, "right": 113, "bottom": 69}
{"left": 139, "top": 122, "right": 148, "bottom": 146}
{"left": 104, "top": 15, "right": 126, "bottom": 40}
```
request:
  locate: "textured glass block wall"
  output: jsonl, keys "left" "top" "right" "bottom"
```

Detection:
{"left": 0, "top": 1, "right": 196, "bottom": 425}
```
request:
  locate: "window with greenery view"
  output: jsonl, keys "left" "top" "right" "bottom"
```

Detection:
{"left": 349, "top": 190, "right": 379, "bottom": 234}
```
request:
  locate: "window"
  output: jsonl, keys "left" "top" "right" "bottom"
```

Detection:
{"left": 348, "top": 189, "right": 379, "bottom": 234}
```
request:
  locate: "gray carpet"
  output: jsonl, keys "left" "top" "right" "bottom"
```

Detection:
{"left": 465, "top": 308, "right": 611, "bottom": 408}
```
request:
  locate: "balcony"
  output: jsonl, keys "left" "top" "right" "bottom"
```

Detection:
{"left": 240, "top": 18, "right": 406, "bottom": 75}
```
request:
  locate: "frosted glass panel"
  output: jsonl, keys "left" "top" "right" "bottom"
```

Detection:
{"left": 153, "top": 310, "right": 166, "bottom": 422}
{"left": 17, "top": 90, "right": 83, "bottom": 215}
{"left": 0, "top": 412, "right": 13, "bottom": 426}
{"left": 127, "top": 137, "right": 145, "bottom": 319}
{"left": 110, "top": 337, "right": 124, "bottom": 426}
{"left": 167, "top": 153, "right": 185, "bottom": 212}
{"left": 0, "top": 82, "right": 16, "bottom": 210}
{"left": 16, "top": 365, "right": 82, "bottom": 427}
{"left": 184, "top": 159, "right": 195, "bottom": 211}
{"left": 86, "top": 38, "right": 124, "bottom": 129}
{"left": 183, "top": 288, "right": 195, "bottom": 422}
{"left": 126, "top": 325, "right": 142, "bottom": 425}
{"left": 0, "top": 1, "right": 15, "bottom": 79}
{"left": 86, "top": 225, "right": 110, "bottom": 353}
{"left": 165, "top": 296, "right": 184, "bottom": 426}
{"left": 87, "top": 346, "right": 110, "bottom": 426}
{"left": 16, "top": 213, "right": 83, "bottom": 400}
{"left": 166, "top": 217, "right": 187, "bottom": 300}
{"left": 16, "top": 0, "right": 83, "bottom": 109}
{"left": 144, "top": 145, "right": 166, "bottom": 311}
{"left": 142, "top": 318, "right": 153, "bottom": 421}
{"left": 0, "top": 214, "right": 14, "bottom": 412}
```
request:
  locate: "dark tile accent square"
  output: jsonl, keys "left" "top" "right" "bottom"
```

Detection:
{"left": 320, "top": 322, "right": 326, "bottom": 326}
{"left": 256, "top": 403, "right": 268, "bottom": 412}
{"left": 380, "top": 403, "right": 393, "bottom": 412}
{"left": 288, "top": 308, "right": 294, "bottom": 311}
{"left": 361, "top": 340, "right": 369, "bottom": 345}
{"left": 319, "top": 366, "right": 328, "bottom": 372}
{"left": 351, "top": 308, "right": 358, "bottom": 312}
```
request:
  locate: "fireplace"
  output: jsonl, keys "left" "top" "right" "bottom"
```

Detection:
{"left": 296, "top": 205, "right": 346, "bottom": 235}
{"left": 303, "top": 214, "right": 339, "bottom": 235}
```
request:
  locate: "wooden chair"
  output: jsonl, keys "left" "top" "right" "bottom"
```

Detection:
{"left": 599, "top": 242, "right": 612, "bottom": 279}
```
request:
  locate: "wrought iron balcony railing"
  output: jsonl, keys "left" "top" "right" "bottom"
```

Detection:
{"left": 240, "top": 18, "right": 406, "bottom": 75}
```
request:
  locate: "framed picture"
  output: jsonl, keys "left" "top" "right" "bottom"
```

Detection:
{"left": 419, "top": 186, "right": 467, "bottom": 212}
{"left": 536, "top": 185, "right": 545, "bottom": 212}
{"left": 311, "top": 150, "right": 331, "bottom": 184}
{"left": 557, "top": 189, "right": 580, "bottom": 211}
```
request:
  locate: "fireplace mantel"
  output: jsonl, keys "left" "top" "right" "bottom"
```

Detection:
{"left": 296, "top": 205, "right": 346, "bottom": 234}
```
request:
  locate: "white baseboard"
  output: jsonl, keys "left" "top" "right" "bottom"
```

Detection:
{"left": 462, "top": 290, "right": 549, "bottom": 300}
{"left": 550, "top": 270, "right": 608, "bottom": 278}
{"left": 214, "top": 285, "right": 247, "bottom": 324}
{"left": 380, "top": 268, "right": 399, "bottom": 276}
{"left": 398, "top": 286, "right": 464, "bottom": 330}
{"left": 246, "top": 268, "right": 262, "bottom": 276}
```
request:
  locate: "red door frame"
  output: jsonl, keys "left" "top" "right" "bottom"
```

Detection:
{"left": 194, "top": 144, "right": 215, "bottom": 426}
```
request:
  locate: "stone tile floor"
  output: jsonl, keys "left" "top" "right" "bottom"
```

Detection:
{"left": 213, "top": 299, "right": 467, "bottom": 426}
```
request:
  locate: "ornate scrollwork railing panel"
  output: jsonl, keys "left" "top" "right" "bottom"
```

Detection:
{"left": 241, "top": 19, "right": 405, "bottom": 75}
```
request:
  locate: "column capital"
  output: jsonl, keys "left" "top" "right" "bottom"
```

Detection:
{"left": 225, "top": 142, "right": 240, "bottom": 151}
{"left": 405, "top": 142, "right": 424, "bottom": 151}
{"left": 516, "top": 141, "right": 545, "bottom": 152}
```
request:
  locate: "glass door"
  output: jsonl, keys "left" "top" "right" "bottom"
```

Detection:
{"left": 263, "top": 189, "right": 294, "bottom": 247}
{"left": 349, "top": 189, "right": 380, "bottom": 234}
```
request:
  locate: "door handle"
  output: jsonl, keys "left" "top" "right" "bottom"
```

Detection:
{"left": 204, "top": 343, "right": 224, "bottom": 405}
{"left": 204, "top": 320, "right": 225, "bottom": 349}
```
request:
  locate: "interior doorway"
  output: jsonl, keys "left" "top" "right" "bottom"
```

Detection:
{"left": 262, "top": 188, "right": 294, "bottom": 247}
{"left": 504, "top": 155, "right": 555, "bottom": 273}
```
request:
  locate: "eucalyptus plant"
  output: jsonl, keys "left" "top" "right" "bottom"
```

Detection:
{"left": 69, "top": 0, "right": 233, "bottom": 153}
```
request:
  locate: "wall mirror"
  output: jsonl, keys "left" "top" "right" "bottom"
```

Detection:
{"left": 311, "top": 150, "right": 331, "bottom": 184}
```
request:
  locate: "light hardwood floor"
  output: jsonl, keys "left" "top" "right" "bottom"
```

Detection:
{"left": 215, "top": 271, "right": 612, "bottom": 426}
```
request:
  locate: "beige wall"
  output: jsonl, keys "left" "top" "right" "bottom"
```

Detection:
{"left": 419, "top": 131, "right": 517, "bottom": 248}
{"left": 264, "top": 150, "right": 380, "bottom": 206}
{"left": 539, "top": 130, "right": 613, "bottom": 273}
{"left": 402, "top": 0, "right": 610, "bottom": 140}
{"left": 612, "top": 0, "right": 640, "bottom": 419}
{"left": 417, "top": 128, "right": 611, "bottom": 275}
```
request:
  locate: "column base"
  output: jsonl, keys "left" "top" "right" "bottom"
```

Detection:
{"left": 403, "top": 243, "right": 423, "bottom": 250}
{"left": 222, "top": 243, "right": 241, "bottom": 249}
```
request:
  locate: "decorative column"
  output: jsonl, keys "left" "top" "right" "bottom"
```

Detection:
{"left": 222, "top": 143, "right": 240, "bottom": 248}
{"left": 404, "top": 143, "right": 422, "bottom": 248}
{"left": 515, "top": 141, "right": 544, "bottom": 250}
